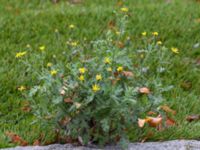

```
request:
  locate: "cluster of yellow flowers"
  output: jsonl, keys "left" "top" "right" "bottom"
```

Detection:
{"left": 141, "top": 31, "right": 159, "bottom": 36}
{"left": 16, "top": 46, "right": 60, "bottom": 77}
{"left": 78, "top": 67, "right": 86, "bottom": 81}
{"left": 46, "top": 63, "right": 59, "bottom": 76}
{"left": 15, "top": 45, "right": 48, "bottom": 59}
{"left": 141, "top": 31, "right": 180, "bottom": 53}
{"left": 77, "top": 57, "right": 124, "bottom": 93}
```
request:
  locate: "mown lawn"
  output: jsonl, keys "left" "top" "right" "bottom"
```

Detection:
{"left": 0, "top": 0, "right": 200, "bottom": 148}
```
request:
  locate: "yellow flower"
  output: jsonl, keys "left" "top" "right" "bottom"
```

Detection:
{"left": 47, "top": 62, "right": 53, "bottom": 67}
{"left": 140, "top": 54, "right": 144, "bottom": 58}
{"left": 157, "top": 41, "right": 162, "bottom": 45}
{"left": 18, "top": 86, "right": 26, "bottom": 91}
{"left": 152, "top": 32, "right": 158, "bottom": 36}
{"left": 121, "top": 7, "right": 129, "bottom": 12}
{"left": 55, "top": 28, "right": 59, "bottom": 33}
{"left": 117, "top": 66, "right": 123, "bottom": 72}
{"left": 171, "top": 47, "right": 179, "bottom": 54}
{"left": 69, "top": 24, "right": 75, "bottom": 29}
{"left": 26, "top": 44, "right": 31, "bottom": 48}
{"left": 107, "top": 67, "right": 112, "bottom": 72}
{"left": 50, "top": 70, "right": 57, "bottom": 76}
{"left": 115, "top": 31, "right": 121, "bottom": 35}
{"left": 39, "top": 45, "right": 45, "bottom": 51}
{"left": 79, "top": 67, "right": 86, "bottom": 74}
{"left": 79, "top": 75, "right": 84, "bottom": 81}
{"left": 15, "top": 51, "right": 27, "bottom": 58}
{"left": 71, "top": 41, "right": 78, "bottom": 47}
{"left": 96, "top": 74, "right": 102, "bottom": 81}
{"left": 104, "top": 57, "right": 111, "bottom": 64}
{"left": 92, "top": 84, "right": 100, "bottom": 92}
{"left": 142, "top": 32, "right": 147, "bottom": 36}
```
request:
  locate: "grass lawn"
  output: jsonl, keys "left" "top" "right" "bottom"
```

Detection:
{"left": 0, "top": 0, "right": 200, "bottom": 148}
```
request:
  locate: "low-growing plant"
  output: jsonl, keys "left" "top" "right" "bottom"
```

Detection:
{"left": 17, "top": 10, "right": 175, "bottom": 148}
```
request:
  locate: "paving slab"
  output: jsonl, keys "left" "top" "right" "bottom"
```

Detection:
{"left": 2, "top": 140, "right": 200, "bottom": 150}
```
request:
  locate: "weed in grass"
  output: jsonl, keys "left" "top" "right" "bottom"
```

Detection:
{"left": 0, "top": 0, "right": 200, "bottom": 148}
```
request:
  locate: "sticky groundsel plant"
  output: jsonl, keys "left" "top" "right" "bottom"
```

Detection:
{"left": 17, "top": 12, "right": 174, "bottom": 148}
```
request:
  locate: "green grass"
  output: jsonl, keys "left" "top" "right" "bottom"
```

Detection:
{"left": 0, "top": 0, "right": 200, "bottom": 148}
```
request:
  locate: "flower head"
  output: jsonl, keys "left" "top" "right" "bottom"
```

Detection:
{"left": 115, "top": 31, "right": 121, "bottom": 35}
{"left": 96, "top": 74, "right": 102, "bottom": 81}
{"left": 18, "top": 86, "right": 26, "bottom": 91}
{"left": 92, "top": 84, "right": 100, "bottom": 92}
{"left": 171, "top": 47, "right": 179, "bottom": 54}
{"left": 15, "top": 51, "right": 27, "bottom": 58}
{"left": 152, "top": 32, "right": 158, "bottom": 36}
{"left": 79, "top": 75, "right": 84, "bottom": 81}
{"left": 47, "top": 62, "right": 53, "bottom": 67}
{"left": 50, "top": 70, "right": 57, "bottom": 76}
{"left": 71, "top": 41, "right": 78, "bottom": 47}
{"left": 26, "top": 44, "right": 31, "bottom": 48}
{"left": 39, "top": 46, "right": 45, "bottom": 51}
{"left": 55, "top": 28, "right": 59, "bottom": 33}
{"left": 79, "top": 67, "right": 86, "bottom": 74}
{"left": 142, "top": 32, "right": 147, "bottom": 36}
{"left": 120, "top": 7, "right": 129, "bottom": 12}
{"left": 107, "top": 67, "right": 112, "bottom": 72}
{"left": 117, "top": 66, "right": 123, "bottom": 72}
{"left": 69, "top": 24, "right": 75, "bottom": 29}
{"left": 104, "top": 57, "right": 111, "bottom": 64}
{"left": 157, "top": 41, "right": 162, "bottom": 45}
